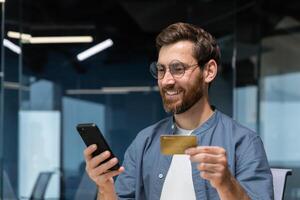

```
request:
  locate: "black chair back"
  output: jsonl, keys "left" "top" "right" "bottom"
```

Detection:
{"left": 30, "top": 172, "right": 53, "bottom": 200}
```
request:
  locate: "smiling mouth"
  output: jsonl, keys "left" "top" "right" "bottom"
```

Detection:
{"left": 164, "top": 90, "right": 182, "bottom": 97}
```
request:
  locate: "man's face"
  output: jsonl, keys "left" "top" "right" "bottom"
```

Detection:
{"left": 157, "top": 40, "right": 205, "bottom": 114}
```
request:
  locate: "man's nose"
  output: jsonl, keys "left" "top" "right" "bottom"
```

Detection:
{"left": 161, "top": 69, "right": 175, "bottom": 85}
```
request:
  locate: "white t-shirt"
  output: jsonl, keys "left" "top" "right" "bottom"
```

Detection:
{"left": 160, "top": 126, "right": 196, "bottom": 200}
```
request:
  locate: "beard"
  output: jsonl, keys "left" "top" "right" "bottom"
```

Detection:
{"left": 159, "top": 76, "right": 204, "bottom": 114}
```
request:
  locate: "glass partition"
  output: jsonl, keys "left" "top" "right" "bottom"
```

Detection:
{"left": 0, "top": 0, "right": 5, "bottom": 197}
{"left": 1, "top": 0, "right": 21, "bottom": 198}
{"left": 259, "top": 17, "right": 300, "bottom": 199}
{"left": 8, "top": 0, "right": 300, "bottom": 199}
{"left": 235, "top": 1, "right": 300, "bottom": 199}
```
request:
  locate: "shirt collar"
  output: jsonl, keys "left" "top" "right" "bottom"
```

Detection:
{"left": 166, "top": 108, "right": 219, "bottom": 135}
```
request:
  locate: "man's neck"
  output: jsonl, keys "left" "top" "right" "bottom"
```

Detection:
{"left": 174, "top": 97, "right": 214, "bottom": 130}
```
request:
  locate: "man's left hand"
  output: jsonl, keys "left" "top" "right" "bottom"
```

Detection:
{"left": 185, "top": 146, "right": 233, "bottom": 190}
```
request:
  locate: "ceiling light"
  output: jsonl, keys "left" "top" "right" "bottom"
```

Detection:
{"left": 3, "top": 39, "right": 21, "bottom": 54}
{"left": 77, "top": 39, "right": 113, "bottom": 61}
{"left": 7, "top": 31, "right": 31, "bottom": 43}
{"left": 7, "top": 31, "right": 93, "bottom": 44}
{"left": 29, "top": 36, "right": 93, "bottom": 44}
{"left": 0, "top": 0, "right": 5, "bottom": 3}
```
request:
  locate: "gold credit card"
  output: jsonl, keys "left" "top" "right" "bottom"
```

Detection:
{"left": 160, "top": 135, "right": 197, "bottom": 155}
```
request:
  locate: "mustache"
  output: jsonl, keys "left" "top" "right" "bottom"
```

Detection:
{"left": 161, "top": 85, "right": 181, "bottom": 92}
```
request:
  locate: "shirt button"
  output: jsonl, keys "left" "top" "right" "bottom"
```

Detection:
{"left": 158, "top": 173, "right": 164, "bottom": 179}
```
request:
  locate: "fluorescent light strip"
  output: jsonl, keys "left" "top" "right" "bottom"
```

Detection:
{"left": 7, "top": 31, "right": 93, "bottom": 44}
{"left": 3, "top": 39, "right": 21, "bottom": 54}
{"left": 3, "top": 81, "right": 30, "bottom": 91}
{"left": 77, "top": 39, "right": 113, "bottom": 61}
{"left": 7, "top": 31, "right": 31, "bottom": 42}
{"left": 66, "top": 86, "right": 159, "bottom": 95}
{"left": 30, "top": 36, "right": 93, "bottom": 44}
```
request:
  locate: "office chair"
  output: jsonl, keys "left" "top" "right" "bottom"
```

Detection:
{"left": 3, "top": 170, "right": 18, "bottom": 200}
{"left": 29, "top": 171, "right": 53, "bottom": 200}
{"left": 74, "top": 171, "right": 97, "bottom": 200}
{"left": 271, "top": 168, "right": 292, "bottom": 200}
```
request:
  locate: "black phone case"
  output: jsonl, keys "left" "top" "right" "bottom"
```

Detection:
{"left": 76, "top": 123, "right": 120, "bottom": 171}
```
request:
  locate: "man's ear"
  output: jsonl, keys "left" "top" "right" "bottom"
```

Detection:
{"left": 203, "top": 59, "right": 218, "bottom": 84}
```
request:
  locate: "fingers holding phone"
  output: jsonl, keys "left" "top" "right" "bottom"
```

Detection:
{"left": 84, "top": 144, "right": 124, "bottom": 190}
{"left": 84, "top": 145, "right": 109, "bottom": 169}
{"left": 77, "top": 123, "right": 124, "bottom": 193}
{"left": 77, "top": 123, "right": 121, "bottom": 170}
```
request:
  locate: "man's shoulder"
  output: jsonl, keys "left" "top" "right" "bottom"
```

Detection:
{"left": 216, "top": 110, "right": 264, "bottom": 157}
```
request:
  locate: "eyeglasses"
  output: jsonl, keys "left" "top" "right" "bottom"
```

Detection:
{"left": 149, "top": 60, "right": 199, "bottom": 80}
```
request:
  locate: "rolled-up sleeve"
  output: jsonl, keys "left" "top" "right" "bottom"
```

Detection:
{"left": 236, "top": 135, "right": 274, "bottom": 200}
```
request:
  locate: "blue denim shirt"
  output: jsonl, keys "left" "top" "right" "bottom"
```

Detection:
{"left": 115, "top": 110, "right": 273, "bottom": 200}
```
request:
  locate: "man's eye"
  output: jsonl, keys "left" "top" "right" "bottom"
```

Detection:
{"left": 171, "top": 64, "right": 184, "bottom": 72}
{"left": 157, "top": 66, "right": 165, "bottom": 72}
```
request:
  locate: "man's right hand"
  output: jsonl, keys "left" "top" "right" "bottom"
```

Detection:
{"left": 84, "top": 144, "right": 125, "bottom": 198}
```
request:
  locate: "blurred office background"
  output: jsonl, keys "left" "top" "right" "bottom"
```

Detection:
{"left": 0, "top": 0, "right": 299, "bottom": 199}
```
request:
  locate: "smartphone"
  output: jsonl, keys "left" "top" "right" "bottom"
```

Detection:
{"left": 76, "top": 123, "right": 120, "bottom": 171}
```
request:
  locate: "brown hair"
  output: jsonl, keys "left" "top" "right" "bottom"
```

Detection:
{"left": 156, "top": 22, "right": 221, "bottom": 68}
